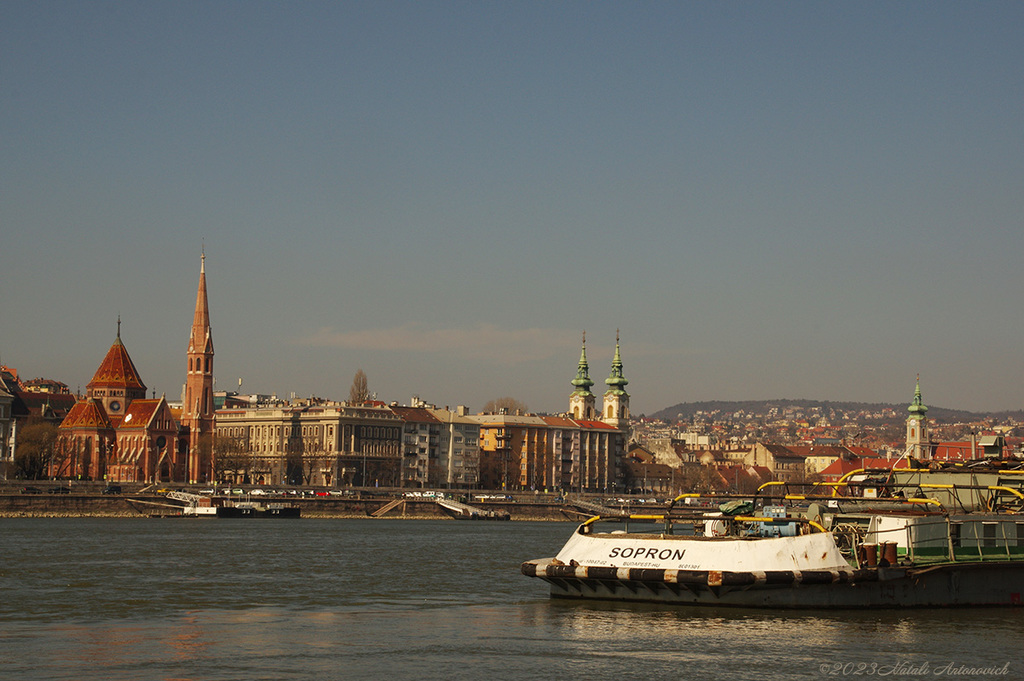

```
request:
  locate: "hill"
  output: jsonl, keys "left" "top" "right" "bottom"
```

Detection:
{"left": 649, "top": 399, "right": 1023, "bottom": 424}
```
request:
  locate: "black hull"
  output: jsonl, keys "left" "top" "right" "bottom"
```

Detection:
{"left": 216, "top": 506, "right": 301, "bottom": 518}
{"left": 523, "top": 559, "right": 1024, "bottom": 609}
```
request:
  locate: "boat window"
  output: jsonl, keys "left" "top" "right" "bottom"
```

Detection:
{"left": 982, "top": 522, "right": 997, "bottom": 548}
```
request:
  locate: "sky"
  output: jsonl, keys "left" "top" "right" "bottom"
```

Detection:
{"left": 3, "top": 1, "right": 1023, "bottom": 416}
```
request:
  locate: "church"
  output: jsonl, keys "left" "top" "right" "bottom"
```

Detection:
{"left": 52, "top": 254, "right": 215, "bottom": 483}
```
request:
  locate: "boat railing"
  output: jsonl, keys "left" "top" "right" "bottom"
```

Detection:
{"left": 855, "top": 515, "right": 1024, "bottom": 567}
{"left": 577, "top": 511, "right": 827, "bottom": 537}
{"left": 747, "top": 477, "right": 1024, "bottom": 514}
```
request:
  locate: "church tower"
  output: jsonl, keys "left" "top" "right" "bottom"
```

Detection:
{"left": 601, "top": 331, "right": 630, "bottom": 429}
{"left": 906, "top": 375, "right": 929, "bottom": 460}
{"left": 87, "top": 318, "right": 147, "bottom": 418}
{"left": 569, "top": 332, "right": 596, "bottom": 420}
{"left": 184, "top": 251, "right": 215, "bottom": 483}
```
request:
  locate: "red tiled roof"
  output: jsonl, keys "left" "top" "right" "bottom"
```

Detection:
{"left": 89, "top": 337, "right": 146, "bottom": 391}
{"left": 573, "top": 419, "right": 618, "bottom": 430}
{"left": 931, "top": 442, "right": 993, "bottom": 461}
{"left": 818, "top": 458, "right": 863, "bottom": 480}
{"left": 60, "top": 399, "right": 113, "bottom": 430}
{"left": 14, "top": 391, "right": 76, "bottom": 419}
{"left": 540, "top": 416, "right": 578, "bottom": 428}
{"left": 118, "top": 399, "right": 161, "bottom": 430}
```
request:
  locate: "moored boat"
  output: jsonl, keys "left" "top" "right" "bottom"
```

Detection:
{"left": 523, "top": 479, "right": 1024, "bottom": 608}
{"left": 216, "top": 501, "right": 301, "bottom": 518}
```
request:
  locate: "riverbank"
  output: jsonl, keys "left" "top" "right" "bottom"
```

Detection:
{"left": 0, "top": 492, "right": 575, "bottom": 520}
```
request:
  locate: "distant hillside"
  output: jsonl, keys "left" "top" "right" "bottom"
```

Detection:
{"left": 649, "top": 399, "right": 1023, "bottom": 424}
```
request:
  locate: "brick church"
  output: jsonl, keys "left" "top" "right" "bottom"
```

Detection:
{"left": 53, "top": 254, "right": 216, "bottom": 483}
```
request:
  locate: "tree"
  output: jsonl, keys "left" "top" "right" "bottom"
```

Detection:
{"left": 15, "top": 422, "right": 60, "bottom": 479}
{"left": 482, "top": 397, "right": 528, "bottom": 415}
{"left": 349, "top": 369, "right": 370, "bottom": 404}
{"left": 212, "top": 434, "right": 251, "bottom": 484}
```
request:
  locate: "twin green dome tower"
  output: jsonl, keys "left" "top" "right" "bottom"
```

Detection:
{"left": 569, "top": 331, "right": 630, "bottom": 428}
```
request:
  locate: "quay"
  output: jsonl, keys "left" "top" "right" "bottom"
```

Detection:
{"left": 0, "top": 482, "right": 629, "bottom": 520}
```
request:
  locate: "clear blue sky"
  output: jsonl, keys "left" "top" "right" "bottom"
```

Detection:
{"left": 3, "top": 1, "right": 1023, "bottom": 415}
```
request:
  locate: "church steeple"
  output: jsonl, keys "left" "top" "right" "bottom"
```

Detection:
{"left": 601, "top": 330, "right": 630, "bottom": 428}
{"left": 188, "top": 251, "right": 213, "bottom": 356}
{"left": 908, "top": 375, "right": 928, "bottom": 420}
{"left": 569, "top": 332, "right": 596, "bottom": 420}
{"left": 184, "top": 249, "right": 215, "bottom": 483}
{"left": 87, "top": 319, "right": 146, "bottom": 416}
{"left": 604, "top": 330, "right": 628, "bottom": 394}
{"left": 906, "top": 375, "right": 929, "bottom": 460}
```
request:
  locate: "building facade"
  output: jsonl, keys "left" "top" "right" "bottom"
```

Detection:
{"left": 214, "top": 401, "right": 404, "bottom": 487}
{"left": 0, "top": 380, "right": 13, "bottom": 479}
{"left": 473, "top": 334, "right": 630, "bottom": 492}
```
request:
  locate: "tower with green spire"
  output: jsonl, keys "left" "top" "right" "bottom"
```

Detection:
{"left": 569, "top": 332, "right": 596, "bottom": 420}
{"left": 906, "top": 375, "right": 930, "bottom": 460}
{"left": 602, "top": 330, "right": 630, "bottom": 429}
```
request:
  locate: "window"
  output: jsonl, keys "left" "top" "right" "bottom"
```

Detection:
{"left": 982, "top": 523, "right": 997, "bottom": 548}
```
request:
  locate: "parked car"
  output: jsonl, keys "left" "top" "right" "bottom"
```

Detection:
{"left": 102, "top": 485, "right": 122, "bottom": 495}
{"left": 21, "top": 486, "right": 43, "bottom": 494}
{"left": 48, "top": 486, "right": 71, "bottom": 494}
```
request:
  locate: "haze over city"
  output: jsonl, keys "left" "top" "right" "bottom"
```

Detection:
{"left": 4, "top": 2, "right": 1023, "bottom": 416}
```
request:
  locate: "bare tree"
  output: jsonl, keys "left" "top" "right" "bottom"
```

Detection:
{"left": 482, "top": 397, "right": 528, "bottom": 415}
{"left": 15, "top": 421, "right": 60, "bottom": 479}
{"left": 213, "top": 434, "right": 251, "bottom": 484}
{"left": 349, "top": 369, "right": 370, "bottom": 404}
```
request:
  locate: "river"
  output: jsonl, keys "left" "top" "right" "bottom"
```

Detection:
{"left": 1, "top": 518, "right": 1018, "bottom": 680}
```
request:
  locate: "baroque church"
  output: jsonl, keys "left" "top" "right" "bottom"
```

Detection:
{"left": 53, "top": 254, "right": 215, "bottom": 483}
{"left": 569, "top": 330, "right": 630, "bottom": 428}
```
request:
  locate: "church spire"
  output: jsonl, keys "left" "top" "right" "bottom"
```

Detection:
{"left": 601, "top": 330, "right": 630, "bottom": 429}
{"left": 604, "top": 329, "right": 628, "bottom": 394}
{"left": 185, "top": 250, "right": 215, "bottom": 483}
{"left": 189, "top": 250, "right": 213, "bottom": 355}
{"left": 906, "top": 375, "right": 929, "bottom": 460}
{"left": 571, "top": 331, "right": 594, "bottom": 395}
{"left": 569, "top": 331, "right": 596, "bottom": 420}
{"left": 908, "top": 374, "right": 928, "bottom": 419}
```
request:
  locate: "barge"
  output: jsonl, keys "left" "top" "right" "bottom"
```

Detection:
{"left": 216, "top": 501, "right": 301, "bottom": 518}
{"left": 523, "top": 477, "right": 1024, "bottom": 608}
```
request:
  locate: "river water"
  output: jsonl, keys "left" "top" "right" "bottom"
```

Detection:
{"left": 1, "top": 518, "right": 1019, "bottom": 681}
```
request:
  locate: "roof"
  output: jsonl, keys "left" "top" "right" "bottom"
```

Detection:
{"left": 118, "top": 399, "right": 163, "bottom": 430}
{"left": 14, "top": 391, "right": 77, "bottom": 419}
{"left": 539, "top": 415, "right": 578, "bottom": 428}
{"left": 573, "top": 419, "right": 618, "bottom": 431}
{"left": 470, "top": 414, "right": 548, "bottom": 427}
{"left": 818, "top": 457, "right": 864, "bottom": 480}
{"left": 60, "top": 399, "right": 113, "bottom": 430}
{"left": 760, "top": 443, "right": 806, "bottom": 460}
{"left": 89, "top": 335, "right": 146, "bottom": 392}
{"left": 390, "top": 406, "right": 442, "bottom": 423}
